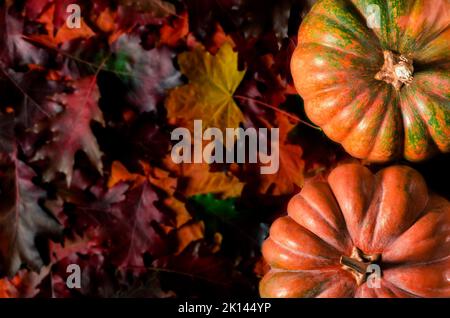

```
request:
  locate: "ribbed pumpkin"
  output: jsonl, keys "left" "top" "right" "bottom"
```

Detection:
{"left": 291, "top": 0, "right": 450, "bottom": 162}
{"left": 260, "top": 164, "right": 450, "bottom": 298}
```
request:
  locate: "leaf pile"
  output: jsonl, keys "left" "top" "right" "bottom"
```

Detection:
{"left": 0, "top": 0, "right": 353, "bottom": 297}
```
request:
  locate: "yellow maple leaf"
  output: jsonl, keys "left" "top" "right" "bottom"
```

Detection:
{"left": 166, "top": 41, "right": 246, "bottom": 133}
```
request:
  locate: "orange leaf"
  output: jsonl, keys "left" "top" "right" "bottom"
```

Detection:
{"left": 163, "top": 156, "right": 244, "bottom": 199}
{"left": 0, "top": 269, "right": 47, "bottom": 298}
{"left": 163, "top": 196, "right": 191, "bottom": 228}
{"left": 54, "top": 21, "right": 95, "bottom": 44}
{"left": 95, "top": 8, "right": 116, "bottom": 33}
{"left": 31, "top": 4, "right": 95, "bottom": 46}
{"left": 209, "top": 24, "right": 235, "bottom": 54}
{"left": 176, "top": 221, "right": 204, "bottom": 253}
{"left": 160, "top": 11, "right": 189, "bottom": 46}
{"left": 245, "top": 113, "right": 304, "bottom": 195}
{"left": 212, "top": 232, "right": 223, "bottom": 253}
{"left": 108, "top": 161, "right": 145, "bottom": 188}
{"left": 0, "top": 275, "right": 19, "bottom": 298}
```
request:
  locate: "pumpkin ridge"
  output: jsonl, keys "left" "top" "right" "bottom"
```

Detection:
{"left": 359, "top": 182, "right": 383, "bottom": 252}
{"left": 296, "top": 194, "right": 342, "bottom": 236}
{"left": 292, "top": 193, "right": 351, "bottom": 253}
{"left": 414, "top": 76, "right": 450, "bottom": 101}
{"left": 368, "top": 173, "right": 395, "bottom": 250}
{"left": 300, "top": 12, "right": 380, "bottom": 53}
{"left": 301, "top": 41, "right": 373, "bottom": 61}
{"left": 407, "top": 86, "right": 450, "bottom": 152}
{"left": 414, "top": 21, "right": 450, "bottom": 54}
{"left": 322, "top": 89, "right": 377, "bottom": 144}
{"left": 272, "top": 216, "right": 343, "bottom": 257}
{"left": 265, "top": 216, "right": 343, "bottom": 269}
{"left": 369, "top": 166, "right": 429, "bottom": 250}
{"left": 383, "top": 255, "right": 450, "bottom": 270}
{"left": 381, "top": 260, "right": 450, "bottom": 297}
{"left": 304, "top": 87, "right": 362, "bottom": 126}
{"left": 379, "top": 280, "right": 422, "bottom": 298}
{"left": 327, "top": 164, "right": 376, "bottom": 245}
{"left": 318, "top": 178, "right": 358, "bottom": 250}
{"left": 268, "top": 268, "right": 345, "bottom": 274}
{"left": 370, "top": 90, "right": 405, "bottom": 161}
{"left": 344, "top": 0, "right": 385, "bottom": 44}
{"left": 357, "top": 279, "right": 422, "bottom": 298}
{"left": 311, "top": 0, "right": 381, "bottom": 45}
{"left": 399, "top": 90, "right": 437, "bottom": 160}
{"left": 269, "top": 237, "right": 337, "bottom": 263}
{"left": 341, "top": 87, "right": 388, "bottom": 158}
{"left": 366, "top": 87, "right": 394, "bottom": 160}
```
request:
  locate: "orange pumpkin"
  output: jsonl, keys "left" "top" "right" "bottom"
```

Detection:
{"left": 291, "top": 0, "right": 450, "bottom": 162}
{"left": 260, "top": 164, "right": 450, "bottom": 298}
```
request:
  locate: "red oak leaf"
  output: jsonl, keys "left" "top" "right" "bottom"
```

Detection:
{"left": 109, "top": 181, "right": 168, "bottom": 268}
{"left": 66, "top": 180, "right": 169, "bottom": 270}
{"left": 0, "top": 8, "right": 46, "bottom": 67}
{"left": 32, "top": 76, "right": 105, "bottom": 186}
{"left": 0, "top": 153, "right": 62, "bottom": 277}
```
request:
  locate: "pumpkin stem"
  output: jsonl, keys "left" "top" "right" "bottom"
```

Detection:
{"left": 340, "top": 247, "right": 381, "bottom": 285}
{"left": 340, "top": 255, "right": 368, "bottom": 274}
{"left": 375, "top": 50, "right": 414, "bottom": 91}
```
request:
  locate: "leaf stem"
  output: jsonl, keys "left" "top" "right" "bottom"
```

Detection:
{"left": 234, "top": 95, "right": 321, "bottom": 131}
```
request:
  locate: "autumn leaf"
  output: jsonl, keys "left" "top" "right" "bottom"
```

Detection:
{"left": 6, "top": 68, "right": 65, "bottom": 129}
{"left": 118, "top": 0, "right": 176, "bottom": 17}
{"left": 166, "top": 41, "right": 246, "bottom": 134}
{"left": 160, "top": 11, "right": 189, "bottom": 47}
{"left": 0, "top": 231, "right": 102, "bottom": 297}
{"left": 0, "top": 113, "right": 14, "bottom": 153}
{"left": 0, "top": 8, "right": 46, "bottom": 67}
{"left": 61, "top": 178, "right": 169, "bottom": 271}
{"left": 108, "top": 160, "right": 192, "bottom": 228}
{"left": 163, "top": 155, "right": 244, "bottom": 199}
{"left": 108, "top": 160, "right": 146, "bottom": 188}
{"left": 0, "top": 274, "right": 20, "bottom": 297}
{"left": 245, "top": 114, "right": 304, "bottom": 195}
{"left": 110, "top": 34, "right": 181, "bottom": 113}
{"left": 0, "top": 154, "right": 62, "bottom": 276}
{"left": 111, "top": 160, "right": 178, "bottom": 196}
{"left": 153, "top": 242, "right": 236, "bottom": 295}
{"left": 107, "top": 161, "right": 205, "bottom": 258}
{"left": 179, "top": 164, "right": 244, "bottom": 199}
{"left": 176, "top": 221, "right": 204, "bottom": 254}
{"left": 0, "top": 269, "right": 48, "bottom": 298}
{"left": 109, "top": 181, "right": 168, "bottom": 268}
{"left": 30, "top": 4, "right": 95, "bottom": 46}
{"left": 24, "top": 0, "right": 52, "bottom": 20}
{"left": 94, "top": 8, "right": 117, "bottom": 33}
{"left": 32, "top": 76, "right": 105, "bottom": 186}
{"left": 30, "top": 0, "right": 79, "bottom": 31}
{"left": 49, "top": 230, "right": 103, "bottom": 264}
{"left": 49, "top": 247, "right": 109, "bottom": 297}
